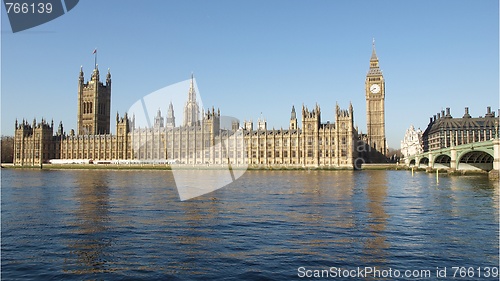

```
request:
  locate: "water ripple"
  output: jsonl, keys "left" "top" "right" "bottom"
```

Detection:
{"left": 1, "top": 169, "right": 498, "bottom": 280}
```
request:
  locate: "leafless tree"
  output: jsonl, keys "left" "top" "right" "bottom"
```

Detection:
{"left": 1, "top": 136, "right": 14, "bottom": 163}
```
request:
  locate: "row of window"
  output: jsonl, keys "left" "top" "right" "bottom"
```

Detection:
{"left": 16, "top": 153, "right": 57, "bottom": 160}
{"left": 82, "top": 102, "right": 107, "bottom": 115}
{"left": 157, "top": 148, "right": 350, "bottom": 160}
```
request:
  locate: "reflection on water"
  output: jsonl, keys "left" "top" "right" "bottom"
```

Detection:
{"left": 1, "top": 169, "right": 498, "bottom": 280}
{"left": 66, "top": 172, "right": 112, "bottom": 275}
{"left": 363, "top": 171, "right": 389, "bottom": 265}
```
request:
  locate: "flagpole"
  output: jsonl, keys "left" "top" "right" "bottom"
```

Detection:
{"left": 94, "top": 48, "right": 97, "bottom": 69}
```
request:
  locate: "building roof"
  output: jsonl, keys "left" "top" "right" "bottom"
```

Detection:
{"left": 423, "top": 107, "right": 498, "bottom": 137}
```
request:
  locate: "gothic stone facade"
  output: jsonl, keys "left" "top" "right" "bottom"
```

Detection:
{"left": 13, "top": 118, "right": 61, "bottom": 166}
{"left": 14, "top": 68, "right": 357, "bottom": 167}
{"left": 365, "top": 41, "right": 387, "bottom": 158}
{"left": 77, "top": 66, "right": 111, "bottom": 135}
{"left": 14, "top": 44, "right": 386, "bottom": 167}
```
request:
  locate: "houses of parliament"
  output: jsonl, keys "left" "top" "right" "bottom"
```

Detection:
{"left": 13, "top": 43, "right": 388, "bottom": 167}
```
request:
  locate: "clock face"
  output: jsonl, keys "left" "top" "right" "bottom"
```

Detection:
{"left": 370, "top": 84, "right": 381, "bottom": 94}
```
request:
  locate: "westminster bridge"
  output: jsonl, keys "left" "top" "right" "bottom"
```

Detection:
{"left": 405, "top": 139, "right": 500, "bottom": 172}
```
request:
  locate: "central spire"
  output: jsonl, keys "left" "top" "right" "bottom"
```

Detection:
{"left": 184, "top": 73, "right": 200, "bottom": 127}
{"left": 189, "top": 73, "right": 196, "bottom": 102}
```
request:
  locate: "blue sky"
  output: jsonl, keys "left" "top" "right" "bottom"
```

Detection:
{"left": 1, "top": 0, "right": 498, "bottom": 149}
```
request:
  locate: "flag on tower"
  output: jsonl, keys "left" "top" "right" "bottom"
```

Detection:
{"left": 92, "top": 48, "right": 97, "bottom": 69}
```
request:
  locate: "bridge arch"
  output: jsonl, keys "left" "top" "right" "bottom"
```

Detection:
{"left": 418, "top": 157, "right": 429, "bottom": 168}
{"left": 457, "top": 150, "right": 494, "bottom": 171}
{"left": 434, "top": 154, "right": 451, "bottom": 169}
{"left": 409, "top": 159, "right": 416, "bottom": 166}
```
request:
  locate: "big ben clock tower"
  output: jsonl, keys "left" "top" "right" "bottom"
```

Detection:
{"left": 365, "top": 39, "right": 387, "bottom": 158}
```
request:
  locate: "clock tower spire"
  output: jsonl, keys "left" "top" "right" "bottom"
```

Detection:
{"left": 365, "top": 39, "right": 387, "bottom": 159}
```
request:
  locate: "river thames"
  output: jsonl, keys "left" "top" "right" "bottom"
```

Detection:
{"left": 1, "top": 169, "right": 498, "bottom": 280}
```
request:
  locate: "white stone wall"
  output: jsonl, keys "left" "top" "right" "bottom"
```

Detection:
{"left": 401, "top": 125, "right": 423, "bottom": 158}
